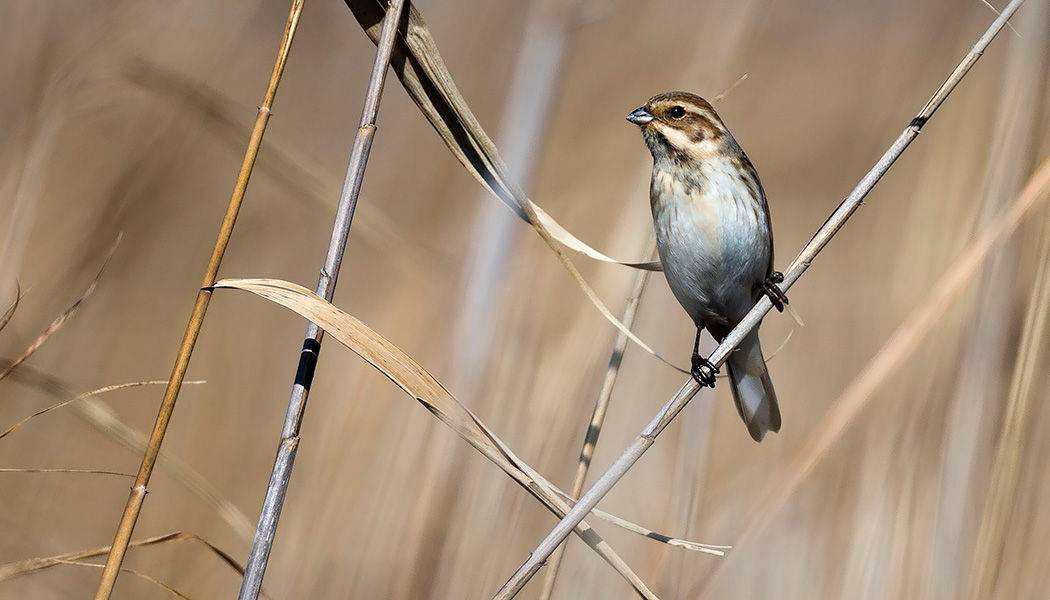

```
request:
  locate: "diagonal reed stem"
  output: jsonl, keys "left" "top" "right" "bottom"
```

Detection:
{"left": 490, "top": 1, "right": 1026, "bottom": 597}
{"left": 698, "top": 153, "right": 1050, "bottom": 597}
{"left": 236, "top": 1, "right": 407, "bottom": 598}
{"left": 92, "top": 2, "right": 307, "bottom": 598}
{"left": 538, "top": 236, "right": 658, "bottom": 600}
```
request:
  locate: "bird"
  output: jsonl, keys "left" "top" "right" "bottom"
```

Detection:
{"left": 627, "top": 91, "right": 785, "bottom": 442}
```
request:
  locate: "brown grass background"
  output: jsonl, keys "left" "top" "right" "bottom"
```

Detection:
{"left": 2, "top": 0, "right": 1050, "bottom": 598}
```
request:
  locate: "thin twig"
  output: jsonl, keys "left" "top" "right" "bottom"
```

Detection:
{"left": 58, "top": 561, "right": 190, "bottom": 600}
{"left": 1, "top": 532, "right": 272, "bottom": 600}
{"left": 236, "top": 1, "right": 407, "bottom": 599}
{"left": 2, "top": 361, "right": 251, "bottom": 541}
{"left": 2, "top": 532, "right": 180, "bottom": 581}
{"left": 981, "top": 0, "right": 1022, "bottom": 38}
{"left": 0, "top": 282, "right": 21, "bottom": 333}
{"left": 539, "top": 236, "right": 658, "bottom": 600}
{"left": 91, "top": 2, "right": 307, "bottom": 598}
{"left": 0, "top": 468, "right": 133, "bottom": 477}
{"left": 490, "top": 1, "right": 1026, "bottom": 596}
{"left": 0, "top": 234, "right": 120, "bottom": 382}
{"left": 712, "top": 74, "right": 748, "bottom": 103}
{"left": 0, "top": 380, "right": 204, "bottom": 440}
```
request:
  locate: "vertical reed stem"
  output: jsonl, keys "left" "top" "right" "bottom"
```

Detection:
{"left": 92, "top": 2, "right": 307, "bottom": 598}
{"left": 236, "top": 1, "right": 407, "bottom": 598}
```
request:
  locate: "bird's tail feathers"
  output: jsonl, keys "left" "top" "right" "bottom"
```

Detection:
{"left": 726, "top": 328, "right": 781, "bottom": 442}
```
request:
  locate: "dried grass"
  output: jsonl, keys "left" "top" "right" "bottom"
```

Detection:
{"left": 2, "top": 0, "right": 1049, "bottom": 598}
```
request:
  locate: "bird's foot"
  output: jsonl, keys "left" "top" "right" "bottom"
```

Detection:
{"left": 690, "top": 354, "right": 719, "bottom": 388}
{"left": 763, "top": 271, "right": 789, "bottom": 313}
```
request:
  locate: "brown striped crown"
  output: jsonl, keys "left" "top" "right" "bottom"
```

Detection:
{"left": 627, "top": 91, "right": 741, "bottom": 164}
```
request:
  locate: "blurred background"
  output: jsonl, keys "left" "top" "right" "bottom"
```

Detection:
{"left": 2, "top": 0, "right": 1049, "bottom": 598}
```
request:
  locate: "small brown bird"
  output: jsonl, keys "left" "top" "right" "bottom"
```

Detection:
{"left": 627, "top": 91, "right": 785, "bottom": 441}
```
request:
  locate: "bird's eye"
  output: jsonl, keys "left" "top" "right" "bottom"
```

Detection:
{"left": 669, "top": 105, "right": 686, "bottom": 119}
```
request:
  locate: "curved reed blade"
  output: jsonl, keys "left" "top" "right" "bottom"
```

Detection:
{"left": 214, "top": 277, "right": 733, "bottom": 598}
{"left": 342, "top": 0, "right": 692, "bottom": 374}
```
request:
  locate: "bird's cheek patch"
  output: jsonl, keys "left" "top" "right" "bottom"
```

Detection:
{"left": 659, "top": 126, "right": 694, "bottom": 149}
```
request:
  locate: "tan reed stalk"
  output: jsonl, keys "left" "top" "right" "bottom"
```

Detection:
{"left": 236, "top": 1, "right": 407, "bottom": 598}
{"left": 698, "top": 154, "right": 1050, "bottom": 595}
{"left": 490, "top": 1, "right": 1027, "bottom": 596}
{"left": 966, "top": 211, "right": 1050, "bottom": 599}
{"left": 91, "top": 2, "right": 307, "bottom": 597}
{"left": 538, "top": 236, "right": 658, "bottom": 600}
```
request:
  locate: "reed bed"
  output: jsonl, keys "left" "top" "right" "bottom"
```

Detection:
{"left": 1, "top": 1, "right": 1048, "bottom": 598}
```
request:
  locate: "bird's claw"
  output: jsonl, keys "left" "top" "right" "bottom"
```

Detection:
{"left": 690, "top": 354, "right": 719, "bottom": 388}
{"left": 763, "top": 271, "right": 789, "bottom": 313}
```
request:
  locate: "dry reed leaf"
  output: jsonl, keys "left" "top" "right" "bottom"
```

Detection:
{"left": 702, "top": 153, "right": 1050, "bottom": 593}
{"left": 57, "top": 561, "right": 191, "bottom": 600}
{"left": 0, "top": 380, "right": 204, "bottom": 440}
{"left": 0, "top": 234, "right": 120, "bottom": 382}
{"left": 212, "top": 278, "right": 664, "bottom": 599}
{"left": 0, "top": 282, "right": 21, "bottom": 333}
{"left": 549, "top": 488, "right": 729, "bottom": 554}
{"left": 0, "top": 531, "right": 178, "bottom": 581}
{"left": 212, "top": 276, "right": 725, "bottom": 559}
{"left": 213, "top": 278, "right": 731, "bottom": 594}
{"left": 1, "top": 362, "right": 254, "bottom": 542}
{"left": 0, "top": 468, "right": 132, "bottom": 477}
{"left": 343, "top": 0, "right": 689, "bottom": 373}
{"left": 342, "top": 0, "right": 659, "bottom": 272}
{"left": 0, "top": 532, "right": 272, "bottom": 600}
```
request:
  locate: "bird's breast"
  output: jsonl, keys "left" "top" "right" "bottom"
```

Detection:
{"left": 650, "top": 162, "right": 770, "bottom": 326}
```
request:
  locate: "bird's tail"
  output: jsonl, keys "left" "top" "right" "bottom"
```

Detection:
{"left": 726, "top": 328, "right": 781, "bottom": 442}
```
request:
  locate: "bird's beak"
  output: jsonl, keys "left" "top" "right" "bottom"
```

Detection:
{"left": 626, "top": 107, "right": 654, "bottom": 125}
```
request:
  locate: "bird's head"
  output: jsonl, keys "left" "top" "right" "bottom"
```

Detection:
{"left": 626, "top": 92, "right": 737, "bottom": 166}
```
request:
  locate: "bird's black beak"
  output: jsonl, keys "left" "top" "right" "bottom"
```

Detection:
{"left": 626, "top": 107, "right": 654, "bottom": 125}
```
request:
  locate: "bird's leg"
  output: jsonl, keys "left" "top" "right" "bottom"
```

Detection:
{"left": 690, "top": 326, "right": 719, "bottom": 388}
{"left": 763, "top": 271, "right": 789, "bottom": 313}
